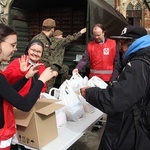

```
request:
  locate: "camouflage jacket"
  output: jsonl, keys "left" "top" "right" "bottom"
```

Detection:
{"left": 49, "top": 32, "right": 82, "bottom": 67}
{"left": 32, "top": 32, "right": 51, "bottom": 67}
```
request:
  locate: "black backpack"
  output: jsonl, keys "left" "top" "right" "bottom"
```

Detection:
{"left": 132, "top": 56, "right": 150, "bottom": 138}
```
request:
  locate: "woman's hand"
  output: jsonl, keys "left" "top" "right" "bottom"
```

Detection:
{"left": 38, "top": 67, "right": 57, "bottom": 83}
{"left": 25, "top": 63, "right": 43, "bottom": 79}
{"left": 52, "top": 71, "right": 58, "bottom": 77}
{"left": 19, "top": 55, "right": 31, "bottom": 72}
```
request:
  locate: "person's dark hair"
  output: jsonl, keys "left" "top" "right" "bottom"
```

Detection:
{"left": 92, "top": 23, "right": 107, "bottom": 37}
{"left": 127, "top": 39, "right": 135, "bottom": 47}
{"left": 24, "top": 39, "right": 44, "bottom": 55}
{"left": 0, "top": 23, "right": 17, "bottom": 42}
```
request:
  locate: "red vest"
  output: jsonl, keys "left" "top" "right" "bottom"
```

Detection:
{"left": 0, "top": 100, "right": 16, "bottom": 141}
{"left": 0, "top": 71, "right": 16, "bottom": 144}
{"left": 88, "top": 39, "right": 116, "bottom": 82}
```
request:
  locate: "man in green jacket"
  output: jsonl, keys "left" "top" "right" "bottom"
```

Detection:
{"left": 32, "top": 18, "right": 57, "bottom": 92}
{"left": 32, "top": 18, "right": 56, "bottom": 67}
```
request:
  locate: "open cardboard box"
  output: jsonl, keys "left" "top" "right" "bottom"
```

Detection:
{"left": 13, "top": 98, "right": 64, "bottom": 149}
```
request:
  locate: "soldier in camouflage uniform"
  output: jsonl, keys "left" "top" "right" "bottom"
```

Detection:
{"left": 47, "top": 28, "right": 86, "bottom": 91}
{"left": 32, "top": 18, "right": 56, "bottom": 67}
{"left": 31, "top": 18, "right": 57, "bottom": 92}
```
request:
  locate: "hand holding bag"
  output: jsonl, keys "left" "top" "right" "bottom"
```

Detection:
{"left": 77, "top": 94, "right": 95, "bottom": 114}
{"left": 68, "top": 73, "right": 88, "bottom": 94}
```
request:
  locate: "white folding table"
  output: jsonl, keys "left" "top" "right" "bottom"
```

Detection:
{"left": 12, "top": 108, "right": 103, "bottom": 150}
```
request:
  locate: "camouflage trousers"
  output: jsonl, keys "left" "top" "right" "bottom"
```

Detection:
{"left": 46, "top": 64, "right": 70, "bottom": 93}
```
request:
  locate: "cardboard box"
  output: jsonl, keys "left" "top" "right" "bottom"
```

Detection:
{"left": 13, "top": 98, "right": 64, "bottom": 149}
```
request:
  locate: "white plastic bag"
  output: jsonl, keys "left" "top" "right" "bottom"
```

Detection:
{"left": 88, "top": 76, "right": 108, "bottom": 89}
{"left": 65, "top": 103, "right": 85, "bottom": 121}
{"left": 77, "top": 94, "right": 95, "bottom": 114}
{"left": 40, "top": 91, "right": 67, "bottom": 128}
{"left": 49, "top": 88, "right": 60, "bottom": 99}
{"left": 55, "top": 106, "right": 67, "bottom": 128}
{"left": 82, "top": 76, "right": 89, "bottom": 87}
{"left": 70, "top": 73, "right": 84, "bottom": 85}
{"left": 68, "top": 73, "right": 88, "bottom": 94}
{"left": 59, "top": 83, "right": 80, "bottom": 107}
{"left": 40, "top": 92, "right": 58, "bottom": 100}
{"left": 59, "top": 82, "right": 85, "bottom": 121}
{"left": 65, "top": 79, "right": 80, "bottom": 94}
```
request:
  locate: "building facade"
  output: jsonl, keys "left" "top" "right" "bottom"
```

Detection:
{"left": 114, "top": 0, "right": 150, "bottom": 33}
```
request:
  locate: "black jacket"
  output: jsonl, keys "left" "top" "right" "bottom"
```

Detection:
{"left": 86, "top": 47, "right": 150, "bottom": 150}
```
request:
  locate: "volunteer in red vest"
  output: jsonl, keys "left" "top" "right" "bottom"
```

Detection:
{"left": 73, "top": 23, "right": 119, "bottom": 84}
{"left": 0, "top": 23, "right": 57, "bottom": 150}
{"left": 4, "top": 39, "right": 47, "bottom": 96}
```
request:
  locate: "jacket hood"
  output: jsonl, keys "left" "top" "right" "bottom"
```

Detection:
{"left": 124, "top": 35, "right": 150, "bottom": 59}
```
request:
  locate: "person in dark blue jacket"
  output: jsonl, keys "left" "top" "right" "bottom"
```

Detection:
{"left": 80, "top": 25, "right": 150, "bottom": 150}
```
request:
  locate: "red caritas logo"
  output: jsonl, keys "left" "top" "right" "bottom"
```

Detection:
{"left": 103, "top": 48, "right": 109, "bottom": 55}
